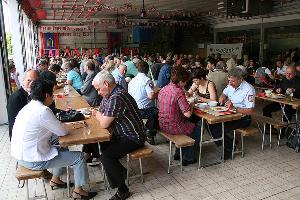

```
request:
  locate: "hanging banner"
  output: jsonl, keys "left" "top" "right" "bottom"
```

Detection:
{"left": 207, "top": 43, "right": 243, "bottom": 59}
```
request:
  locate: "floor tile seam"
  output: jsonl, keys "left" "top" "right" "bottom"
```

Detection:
{"left": 260, "top": 184, "right": 300, "bottom": 200}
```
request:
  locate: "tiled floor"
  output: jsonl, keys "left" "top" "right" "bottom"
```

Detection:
{"left": 1, "top": 106, "right": 300, "bottom": 199}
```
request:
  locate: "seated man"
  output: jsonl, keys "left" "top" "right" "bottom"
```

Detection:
{"left": 11, "top": 79, "right": 96, "bottom": 199}
{"left": 92, "top": 71, "right": 146, "bottom": 200}
{"left": 254, "top": 63, "right": 274, "bottom": 87}
{"left": 128, "top": 61, "right": 159, "bottom": 144}
{"left": 112, "top": 64, "right": 128, "bottom": 90}
{"left": 263, "top": 66, "right": 300, "bottom": 122}
{"left": 209, "top": 67, "right": 255, "bottom": 159}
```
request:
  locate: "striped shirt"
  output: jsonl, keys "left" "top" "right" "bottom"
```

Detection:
{"left": 100, "top": 85, "right": 146, "bottom": 144}
{"left": 158, "top": 83, "right": 195, "bottom": 135}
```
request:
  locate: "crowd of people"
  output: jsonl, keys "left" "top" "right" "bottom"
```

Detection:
{"left": 7, "top": 47, "right": 300, "bottom": 200}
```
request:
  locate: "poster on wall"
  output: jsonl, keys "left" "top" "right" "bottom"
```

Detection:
{"left": 40, "top": 32, "right": 60, "bottom": 56}
{"left": 207, "top": 43, "right": 243, "bottom": 59}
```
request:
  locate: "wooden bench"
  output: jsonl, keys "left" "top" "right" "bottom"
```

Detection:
{"left": 251, "top": 113, "right": 287, "bottom": 149}
{"left": 232, "top": 127, "right": 258, "bottom": 159}
{"left": 16, "top": 165, "right": 48, "bottom": 200}
{"left": 126, "top": 146, "right": 153, "bottom": 185}
{"left": 158, "top": 130, "right": 195, "bottom": 173}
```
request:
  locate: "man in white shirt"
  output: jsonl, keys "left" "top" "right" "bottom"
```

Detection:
{"left": 276, "top": 59, "right": 287, "bottom": 76}
{"left": 11, "top": 79, "right": 97, "bottom": 199}
{"left": 209, "top": 67, "right": 255, "bottom": 160}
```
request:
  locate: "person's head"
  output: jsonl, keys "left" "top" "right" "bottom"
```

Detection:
{"left": 215, "top": 61, "right": 226, "bottom": 70}
{"left": 170, "top": 66, "right": 190, "bottom": 88}
{"left": 118, "top": 64, "right": 127, "bottom": 76}
{"left": 137, "top": 61, "right": 149, "bottom": 74}
{"left": 30, "top": 79, "right": 54, "bottom": 106}
{"left": 38, "top": 59, "right": 48, "bottom": 72}
{"left": 132, "top": 58, "right": 142, "bottom": 68}
{"left": 40, "top": 71, "right": 56, "bottom": 88}
{"left": 62, "top": 62, "right": 72, "bottom": 72}
{"left": 207, "top": 58, "right": 217, "bottom": 70}
{"left": 276, "top": 59, "right": 284, "bottom": 68}
{"left": 92, "top": 70, "right": 116, "bottom": 98}
{"left": 69, "top": 58, "right": 79, "bottom": 70}
{"left": 285, "top": 66, "right": 296, "bottom": 80}
{"left": 191, "top": 68, "right": 208, "bottom": 85}
{"left": 249, "top": 59, "right": 255, "bottom": 66}
{"left": 22, "top": 69, "right": 40, "bottom": 92}
{"left": 85, "top": 59, "right": 95, "bottom": 72}
{"left": 49, "top": 64, "right": 61, "bottom": 74}
{"left": 227, "top": 67, "right": 245, "bottom": 88}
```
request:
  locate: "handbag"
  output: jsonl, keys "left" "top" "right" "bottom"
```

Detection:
{"left": 286, "top": 123, "right": 300, "bottom": 153}
{"left": 56, "top": 109, "right": 85, "bottom": 122}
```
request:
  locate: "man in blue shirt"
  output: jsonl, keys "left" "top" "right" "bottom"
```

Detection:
{"left": 157, "top": 57, "right": 172, "bottom": 88}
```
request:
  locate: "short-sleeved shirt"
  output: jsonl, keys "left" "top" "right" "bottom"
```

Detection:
{"left": 158, "top": 83, "right": 195, "bottom": 135}
{"left": 157, "top": 63, "right": 171, "bottom": 88}
{"left": 125, "top": 61, "right": 138, "bottom": 77}
{"left": 223, "top": 81, "right": 255, "bottom": 109}
{"left": 128, "top": 73, "right": 155, "bottom": 109}
{"left": 113, "top": 71, "right": 127, "bottom": 90}
{"left": 67, "top": 70, "right": 83, "bottom": 90}
{"left": 277, "top": 65, "right": 287, "bottom": 75}
{"left": 100, "top": 85, "right": 146, "bottom": 144}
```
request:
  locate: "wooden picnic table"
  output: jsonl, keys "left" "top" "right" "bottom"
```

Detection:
{"left": 54, "top": 86, "right": 81, "bottom": 97}
{"left": 59, "top": 117, "right": 111, "bottom": 148}
{"left": 193, "top": 108, "right": 243, "bottom": 168}
{"left": 55, "top": 96, "right": 90, "bottom": 110}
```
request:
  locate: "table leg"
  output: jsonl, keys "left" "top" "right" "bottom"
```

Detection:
{"left": 221, "top": 122, "right": 224, "bottom": 163}
{"left": 198, "top": 118, "right": 204, "bottom": 169}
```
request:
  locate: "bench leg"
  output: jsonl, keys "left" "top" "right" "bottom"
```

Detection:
{"left": 34, "top": 179, "right": 37, "bottom": 197}
{"left": 66, "top": 166, "right": 70, "bottom": 197}
{"left": 139, "top": 158, "right": 144, "bottom": 183}
{"left": 180, "top": 147, "right": 183, "bottom": 172}
{"left": 278, "top": 128, "right": 282, "bottom": 147}
{"left": 168, "top": 141, "right": 172, "bottom": 174}
{"left": 25, "top": 180, "right": 29, "bottom": 200}
{"left": 269, "top": 124, "right": 272, "bottom": 149}
{"left": 232, "top": 130, "right": 236, "bottom": 160}
{"left": 42, "top": 179, "right": 48, "bottom": 200}
{"left": 126, "top": 154, "right": 130, "bottom": 186}
{"left": 262, "top": 124, "right": 266, "bottom": 151}
{"left": 241, "top": 135, "right": 244, "bottom": 158}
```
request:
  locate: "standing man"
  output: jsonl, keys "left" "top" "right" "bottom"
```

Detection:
{"left": 157, "top": 56, "right": 172, "bottom": 88}
{"left": 92, "top": 71, "right": 146, "bottom": 200}
{"left": 209, "top": 67, "right": 255, "bottom": 159}
{"left": 7, "top": 69, "right": 39, "bottom": 140}
{"left": 207, "top": 60, "right": 228, "bottom": 97}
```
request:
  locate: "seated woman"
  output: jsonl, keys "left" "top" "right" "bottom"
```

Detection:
{"left": 63, "top": 62, "right": 83, "bottom": 94}
{"left": 10, "top": 79, "right": 97, "bottom": 200}
{"left": 158, "top": 66, "right": 201, "bottom": 166}
{"left": 187, "top": 68, "right": 218, "bottom": 103}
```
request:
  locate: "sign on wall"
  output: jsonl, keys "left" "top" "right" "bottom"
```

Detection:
{"left": 207, "top": 43, "right": 243, "bottom": 59}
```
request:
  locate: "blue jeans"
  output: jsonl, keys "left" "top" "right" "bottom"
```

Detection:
{"left": 175, "top": 125, "right": 201, "bottom": 161}
{"left": 18, "top": 149, "right": 89, "bottom": 187}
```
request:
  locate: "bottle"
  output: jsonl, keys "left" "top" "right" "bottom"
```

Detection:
{"left": 64, "top": 85, "right": 70, "bottom": 95}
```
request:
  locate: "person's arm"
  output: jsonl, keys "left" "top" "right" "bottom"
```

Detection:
{"left": 200, "top": 82, "right": 218, "bottom": 103}
{"left": 177, "top": 93, "right": 193, "bottom": 118}
{"left": 41, "top": 107, "right": 68, "bottom": 136}
{"left": 187, "top": 83, "right": 197, "bottom": 97}
{"left": 66, "top": 71, "right": 73, "bottom": 85}
{"left": 80, "top": 75, "right": 93, "bottom": 94}
{"left": 95, "top": 111, "right": 115, "bottom": 128}
{"left": 145, "top": 80, "right": 157, "bottom": 99}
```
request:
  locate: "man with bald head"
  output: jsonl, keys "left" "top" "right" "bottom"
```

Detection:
{"left": 263, "top": 66, "right": 300, "bottom": 122}
{"left": 7, "top": 69, "right": 39, "bottom": 140}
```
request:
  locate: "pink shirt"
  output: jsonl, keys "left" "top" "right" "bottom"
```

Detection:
{"left": 158, "top": 83, "right": 195, "bottom": 135}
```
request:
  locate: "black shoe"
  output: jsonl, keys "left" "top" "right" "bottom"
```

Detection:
{"left": 109, "top": 190, "right": 131, "bottom": 200}
{"left": 182, "top": 159, "right": 197, "bottom": 166}
{"left": 50, "top": 180, "right": 74, "bottom": 190}
{"left": 173, "top": 154, "right": 180, "bottom": 161}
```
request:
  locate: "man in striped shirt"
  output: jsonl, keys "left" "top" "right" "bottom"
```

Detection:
{"left": 92, "top": 70, "right": 145, "bottom": 200}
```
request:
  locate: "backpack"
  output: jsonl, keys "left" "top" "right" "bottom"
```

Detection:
{"left": 286, "top": 123, "right": 300, "bottom": 152}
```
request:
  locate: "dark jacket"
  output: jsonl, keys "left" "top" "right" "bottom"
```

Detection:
{"left": 7, "top": 87, "right": 29, "bottom": 140}
{"left": 277, "top": 76, "right": 300, "bottom": 98}
{"left": 81, "top": 71, "right": 101, "bottom": 107}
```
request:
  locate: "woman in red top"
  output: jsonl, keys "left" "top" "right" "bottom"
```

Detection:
{"left": 158, "top": 66, "right": 201, "bottom": 166}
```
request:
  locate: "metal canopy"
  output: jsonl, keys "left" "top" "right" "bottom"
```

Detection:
{"left": 29, "top": 0, "right": 218, "bottom": 25}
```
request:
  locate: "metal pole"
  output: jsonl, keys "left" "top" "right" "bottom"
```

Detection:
{"left": 259, "top": 17, "right": 264, "bottom": 64}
